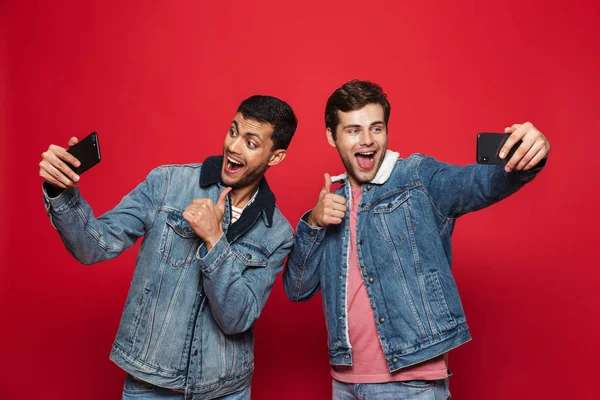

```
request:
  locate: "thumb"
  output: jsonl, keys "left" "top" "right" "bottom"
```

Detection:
{"left": 323, "top": 173, "right": 332, "bottom": 193}
{"left": 67, "top": 136, "right": 79, "bottom": 147}
{"left": 217, "top": 187, "right": 232, "bottom": 212}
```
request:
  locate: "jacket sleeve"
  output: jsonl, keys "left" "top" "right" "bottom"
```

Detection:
{"left": 415, "top": 155, "right": 546, "bottom": 219}
{"left": 197, "top": 229, "right": 293, "bottom": 335}
{"left": 282, "top": 211, "right": 326, "bottom": 302}
{"left": 42, "top": 167, "right": 166, "bottom": 265}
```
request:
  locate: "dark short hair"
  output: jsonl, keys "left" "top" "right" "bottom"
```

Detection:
{"left": 325, "top": 80, "right": 391, "bottom": 140}
{"left": 237, "top": 95, "right": 298, "bottom": 150}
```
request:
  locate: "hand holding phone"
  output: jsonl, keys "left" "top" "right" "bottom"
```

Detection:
{"left": 39, "top": 132, "right": 102, "bottom": 189}
{"left": 476, "top": 133, "right": 521, "bottom": 165}
{"left": 65, "top": 132, "right": 101, "bottom": 175}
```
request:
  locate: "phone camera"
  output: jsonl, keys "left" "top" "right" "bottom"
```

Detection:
{"left": 479, "top": 157, "right": 488, "bottom": 163}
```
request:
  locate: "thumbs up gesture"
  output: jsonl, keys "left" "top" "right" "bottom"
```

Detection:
{"left": 183, "top": 187, "right": 232, "bottom": 251}
{"left": 307, "top": 174, "right": 348, "bottom": 227}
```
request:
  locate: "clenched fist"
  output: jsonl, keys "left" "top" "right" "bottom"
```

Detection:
{"left": 307, "top": 174, "right": 347, "bottom": 227}
{"left": 183, "top": 187, "right": 232, "bottom": 251}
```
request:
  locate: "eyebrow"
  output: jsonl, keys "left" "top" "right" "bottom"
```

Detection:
{"left": 231, "top": 120, "right": 263, "bottom": 142}
{"left": 342, "top": 121, "right": 385, "bottom": 130}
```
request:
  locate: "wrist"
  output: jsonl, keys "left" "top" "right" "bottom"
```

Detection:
{"left": 307, "top": 213, "right": 319, "bottom": 228}
{"left": 204, "top": 232, "right": 223, "bottom": 252}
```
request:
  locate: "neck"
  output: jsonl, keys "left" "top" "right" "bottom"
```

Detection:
{"left": 229, "top": 182, "right": 259, "bottom": 209}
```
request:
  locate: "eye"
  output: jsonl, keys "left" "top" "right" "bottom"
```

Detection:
{"left": 229, "top": 129, "right": 237, "bottom": 137}
{"left": 247, "top": 141, "right": 256, "bottom": 149}
{"left": 372, "top": 126, "right": 383, "bottom": 133}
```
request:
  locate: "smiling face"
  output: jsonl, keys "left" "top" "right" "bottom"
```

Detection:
{"left": 221, "top": 113, "right": 285, "bottom": 189}
{"left": 327, "top": 103, "right": 388, "bottom": 187}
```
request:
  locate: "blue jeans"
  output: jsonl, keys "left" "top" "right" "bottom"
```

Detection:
{"left": 332, "top": 377, "right": 451, "bottom": 400}
{"left": 122, "top": 374, "right": 251, "bottom": 400}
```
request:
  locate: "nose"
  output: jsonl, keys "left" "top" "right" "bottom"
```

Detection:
{"left": 359, "top": 130, "right": 374, "bottom": 146}
{"left": 227, "top": 135, "right": 242, "bottom": 154}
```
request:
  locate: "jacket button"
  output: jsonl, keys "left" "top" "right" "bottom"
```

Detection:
{"left": 309, "top": 231, "right": 316, "bottom": 237}
{"left": 194, "top": 349, "right": 198, "bottom": 356}
{"left": 379, "top": 317, "right": 385, "bottom": 323}
{"left": 360, "top": 203, "right": 365, "bottom": 208}
{"left": 392, "top": 357, "right": 398, "bottom": 363}
{"left": 345, "top": 355, "right": 350, "bottom": 359}
{"left": 368, "top": 277, "right": 374, "bottom": 284}
{"left": 387, "top": 203, "right": 393, "bottom": 208}
{"left": 359, "top": 239, "right": 364, "bottom": 245}
{"left": 246, "top": 253, "right": 252, "bottom": 260}
{"left": 366, "top": 185, "right": 372, "bottom": 191}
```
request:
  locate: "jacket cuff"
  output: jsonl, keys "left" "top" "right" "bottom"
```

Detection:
{"left": 42, "top": 182, "right": 80, "bottom": 213}
{"left": 513, "top": 157, "right": 547, "bottom": 181}
{"left": 196, "top": 233, "right": 229, "bottom": 274}
{"left": 297, "top": 211, "right": 326, "bottom": 243}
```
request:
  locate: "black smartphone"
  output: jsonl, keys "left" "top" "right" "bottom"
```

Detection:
{"left": 66, "top": 132, "right": 101, "bottom": 175}
{"left": 476, "top": 132, "right": 521, "bottom": 165}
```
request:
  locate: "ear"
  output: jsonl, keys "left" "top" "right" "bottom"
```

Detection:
{"left": 326, "top": 128, "right": 337, "bottom": 148}
{"left": 268, "top": 149, "right": 287, "bottom": 167}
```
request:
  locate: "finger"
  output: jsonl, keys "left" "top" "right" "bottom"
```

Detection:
{"left": 67, "top": 136, "right": 79, "bottom": 147}
{"left": 50, "top": 144, "right": 82, "bottom": 169}
{"left": 329, "top": 209, "right": 346, "bottom": 219}
{"left": 42, "top": 160, "right": 75, "bottom": 187}
{"left": 182, "top": 210, "right": 196, "bottom": 223}
{"left": 505, "top": 136, "right": 535, "bottom": 172}
{"left": 47, "top": 151, "right": 80, "bottom": 182}
{"left": 330, "top": 194, "right": 347, "bottom": 205}
{"left": 515, "top": 141, "right": 543, "bottom": 170}
{"left": 326, "top": 216, "right": 343, "bottom": 225}
{"left": 524, "top": 147, "right": 548, "bottom": 170}
{"left": 500, "top": 129, "right": 526, "bottom": 160}
{"left": 503, "top": 123, "right": 522, "bottom": 134}
{"left": 184, "top": 204, "right": 199, "bottom": 214}
{"left": 323, "top": 173, "right": 332, "bottom": 193}
{"left": 217, "top": 187, "right": 232, "bottom": 211}
{"left": 332, "top": 204, "right": 348, "bottom": 214}
{"left": 39, "top": 169, "right": 67, "bottom": 189}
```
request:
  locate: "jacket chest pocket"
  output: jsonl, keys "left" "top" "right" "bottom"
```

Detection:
{"left": 160, "top": 212, "right": 198, "bottom": 268}
{"left": 231, "top": 240, "right": 269, "bottom": 268}
{"left": 372, "top": 190, "right": 416, "bottom": 243}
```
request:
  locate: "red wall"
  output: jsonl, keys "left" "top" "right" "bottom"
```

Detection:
{"left": 2, "top": 1, "right": 599, "bottom": 398}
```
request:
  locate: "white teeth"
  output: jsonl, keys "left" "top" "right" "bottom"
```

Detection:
{"left": 227, "top": 157, "right": 242, "bottom": 165}
{"left": 358, "top": 152, "right": 374, "bottom": 156}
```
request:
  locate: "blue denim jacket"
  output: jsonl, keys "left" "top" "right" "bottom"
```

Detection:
{"left": 283, "top": 151, "right": 545, "bottom": 372}
{"left": 43, "top": 156, "right": 293, "bottom": 399}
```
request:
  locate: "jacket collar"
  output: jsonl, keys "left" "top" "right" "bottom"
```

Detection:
{"left": 331, "top": 150, "right": 400, "bottom": 185}
{"left": 199, "top": 155, "right": 276, "bottom": 227}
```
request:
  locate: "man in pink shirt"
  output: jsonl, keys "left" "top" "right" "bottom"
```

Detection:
{"left": 284, "top": 80, "right": 550, "bottom": 399}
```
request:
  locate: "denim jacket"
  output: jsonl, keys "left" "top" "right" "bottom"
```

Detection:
{"left": 43, "top": 156, "right": 293, "bottom": 399}
{"left": 283, "top": 150, "right": 545, "bottom": 372}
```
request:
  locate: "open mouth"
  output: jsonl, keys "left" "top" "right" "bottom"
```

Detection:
{"left": 225, "top": 156, "right": 244, "bottom": 174}
{"left": 355, "top": 151, "right": 376, "bottom": 170}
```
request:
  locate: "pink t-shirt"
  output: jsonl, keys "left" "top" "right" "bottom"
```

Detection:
{"left": 331, "top": 186, "right": 448, "bottom": 383}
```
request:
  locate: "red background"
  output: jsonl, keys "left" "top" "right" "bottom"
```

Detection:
{"left": 2, "top": 1, "right": 600, "bottom": 399}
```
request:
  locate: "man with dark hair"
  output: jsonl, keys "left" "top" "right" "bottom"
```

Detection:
{"left": 284, "top": 80, "right": 550, "bottom": 399}
{"left": 39, "top": 95, "right": 297, "bottom": 399}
